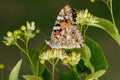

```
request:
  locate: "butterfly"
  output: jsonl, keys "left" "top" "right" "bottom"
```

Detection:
{"left": 45, "top": 5, "right": 84, "bottom": 49}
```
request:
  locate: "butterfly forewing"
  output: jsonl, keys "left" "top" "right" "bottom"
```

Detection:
{"left": 45, "top": 5, "right": 84, "bottom": 49}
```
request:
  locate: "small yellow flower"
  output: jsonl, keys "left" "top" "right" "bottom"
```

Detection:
{"left": 16, "top": 35, "right": 20, "bottom": 39}
{"left": 62, "top": 58, "right": 68, "bottom": 64}
{"left": 62, "top": 51, "right": 81, "bottom": 66}
{"left": 0, "top": 64, "right": 5, "bottom": 69}
{"left": 87, "top": 13, "right": 91, "bottom": 18}
{"left": 90, "top": 0, "right": 95, "bottom": 3}
{"left": 13, "top": 30, "right": 21, "bottom": 35}
{"left": 40, "top": 59, "right": 45, "bottom": 64}
{"left": 7, "top": 31, "right": 12, "bottom": 37}
{"left": 36, "top": 28, "right": 40, "bottom": 33}
{"left": 13, "top": 30, "right": 21, "bottom": 39}
{"left": 4, "top": 41, "right": 11, "bottom": 46}
{"left": 13, "top": 30, "right": 18, "bottom": 35}
{"left": 21, "top": 25, "right": 26, "bottom": 31}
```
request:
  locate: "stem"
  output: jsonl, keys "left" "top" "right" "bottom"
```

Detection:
{"left": 54, "top": 58, "right": 59, "bottom": 66}
{"left": 73, "top": 66, "right": 82, "bottom": 80}
{"left": 109, "top": 0, "right": 116, "bottom": 26}
{"left": 78, "top": 24, "right": 83, "bottom": 32}
{"left": 44, "top": 65, "right": 51, "bottom": 74}
{"left": 25, "top": 39, "right": 36, "bottom": 75}
{"left": 15, "top": 43, "right": 35, "bottom": 75}
{"left": 50, "top": 58, "right": 59, "bottom": 80}
{"left": 52, "top": 58, "right": 55, "bottom": 80}
{"left": 1, "top": 69, "right": 3, "bottom": 80}
{"left": 73, "top": 66, "right": 77, "bottom": 72}
{"left": 83, "top": 25, "right": 89, "bottom": 38}
{"left": 15, "top": 43, "right": 26, "bottom": 54}
{"left": 25, "top": 39, "right": 29, "bottom": 53}
{"left": 52, "top": 64, "right": 55, "bottom": 80}
{"left": 103, "top": 0, "right": 116, "bottom": 26}
{"left": 19, "top": 38, "right": 25, "bottom": 43}
{"left": 24, "top": 39, "right": 34, "bottom": 70}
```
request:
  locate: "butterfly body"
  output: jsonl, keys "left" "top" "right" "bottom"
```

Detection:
{"left": 46, "top": 5, "right": 84, "bottom": 49}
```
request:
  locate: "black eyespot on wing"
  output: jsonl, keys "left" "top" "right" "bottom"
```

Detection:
{"left": 53, "top": 30, "right": 57, "bottom": 32}
{"left": 80, "top": 44, "right": 83, "bottom": 48}
{"left": 71, "top": 9, "right": 76, "bottom": 13}
{"left": 55, "top": 23, "right": 61, "bottom": 26}
{"left": 64, "top": 17, "right": 68, "bottom": 22}
{"left": 53, "top": 28, "right": 62, "bottom": 33}
{"left": 71, "top": 9, "right": 77, "bottom": 22}
{"left": 58, "top": 28, "right": 62, "bottom": 32}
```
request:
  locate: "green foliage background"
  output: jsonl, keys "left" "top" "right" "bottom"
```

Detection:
{"left": 0, "top": 0, "right": 120, "bottom": 80}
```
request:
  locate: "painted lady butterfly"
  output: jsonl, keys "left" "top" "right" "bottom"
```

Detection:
{"left": 45, "top": 5, "right": 84, "bottom": 49}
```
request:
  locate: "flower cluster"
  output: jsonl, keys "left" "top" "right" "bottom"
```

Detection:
{"left": 3, "top": 21, "right": 40, "bottom": 46}
{"left": 76, "top": 9, "right": 98, "bottom": 26}
{"left": 39, "top": 49, "right": 67, "bottom": 64}
{"left": 62, "top": 51, "right": 81, "bottom": 66}
{"left": 39, "top": 49, "right": 81, "bottom": 66}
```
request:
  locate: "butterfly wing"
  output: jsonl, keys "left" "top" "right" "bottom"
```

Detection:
{"left": 46, "top": 5, "right": 84, "bottom": 49}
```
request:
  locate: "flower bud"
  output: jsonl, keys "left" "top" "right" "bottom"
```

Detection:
{"left": 7, "top": 31, "right": 12, "bottom": 37}
{"left": 13, "top": 30, "right": 21, "bottom": 35}
{"left": 0, "top": 64, "right": 5, "bottom": 69}
{"left": 5, "top": 42, "right": 11, "bottom": 46}
{"left": 36, "top": 28, "right": 40, "bottom": 33}
{"left": 21, "top": 25, "right": 26, "bottom": 31}
{"left": 90, "top": 0, "right": 95, "bottom": 3}
{"left": 40, "top": 59, "right": 45, "bottom": 64}
{"left": 62, "top": 58, "right": 68, "bottom": 64}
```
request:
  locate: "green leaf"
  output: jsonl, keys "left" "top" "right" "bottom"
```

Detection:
{"left": 90, "top": 18, "right": 120, "bottom": 45}
{"left": 19, "top": 50, "right": 31, "bottom": 70}
{"left": 85, "top": 37, "right": 108, "bottom": 71}
{"left": 85, "top": 70, "right": 106, "bottom": 80}
{"left": 30, "top": 41, "right": 46, "bottom": 76}
{"left": 23, "top": 75, "right": 43, "bottom": 80}
{"left": 28, "top": 41, "right": 46, "bottom": 76}
{"left": 80, "top": 44, "right": 94, "bottom": 73}
{"left": 77, "top": 37, "right": 108, "bottom": 79}
{"left": 32, "top": 41, "right": 46, "bottom": 63}
{"left": 58, "top": 71, "right": 82, "bottom": 80}
{"left": 77, "top": 59, "right": 90, "bottom": 74}
{"left": 9, "top": 59, "right": 22, "bottom": 80}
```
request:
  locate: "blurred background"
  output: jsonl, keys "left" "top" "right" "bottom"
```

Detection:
{"left": 0, "top": 0, "right": 120, "bottom": 80}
